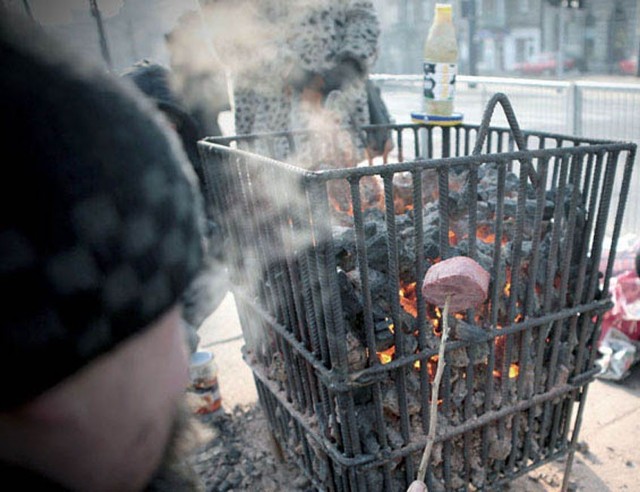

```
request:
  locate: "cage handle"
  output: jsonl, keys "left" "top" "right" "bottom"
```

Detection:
{"left": 472, "top": 92, "right": 527, "bottom": 155}
{"left": 472, "top": 92, "right": 538, "bottom": 185}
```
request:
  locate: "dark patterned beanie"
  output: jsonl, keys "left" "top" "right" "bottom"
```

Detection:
{"left": 0, "top": 19, "right": 204, "bottom": 410}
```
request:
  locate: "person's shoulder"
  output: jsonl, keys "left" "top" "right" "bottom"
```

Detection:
{"left": 120, "top": 59, "right": 176, "bottom": 105}
{"left": 121, "top": 59, "right": 172, "bottom": 81}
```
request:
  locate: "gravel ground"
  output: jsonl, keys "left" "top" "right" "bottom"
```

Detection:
{"left": 191, "top": 404, "right": 312, "bottom": 492}
{"left": 188, "top": 400, "right": 637, "bottom": 492}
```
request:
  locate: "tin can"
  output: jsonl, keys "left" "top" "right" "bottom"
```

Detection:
{"left": 188, "top": 351, "right": 223, "bottom": 415}
{"left": 189, "top": 350, "right": 218, "bottom": 389}
{"left": 191, "top": 380, "right": 223, "bottom": 415}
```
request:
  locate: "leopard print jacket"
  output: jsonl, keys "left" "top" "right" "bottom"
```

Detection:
{"left": 207, "top": 0, "right": 380, "bottom": 165}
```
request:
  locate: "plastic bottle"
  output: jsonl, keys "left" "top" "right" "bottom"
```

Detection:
{"left": 423, "top": 3, "right": 458, "bottom": 117}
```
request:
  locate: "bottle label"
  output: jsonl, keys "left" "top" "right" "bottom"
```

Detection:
{"left": 423, "top": 62, "right": 457, "bottom": 101}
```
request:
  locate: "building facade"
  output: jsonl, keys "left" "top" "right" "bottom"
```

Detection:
{"left": 3, "top": 0, "right": 638, "bottom": 77}
{"left": 372, "top": 0, "right": 639, "bottom": 76}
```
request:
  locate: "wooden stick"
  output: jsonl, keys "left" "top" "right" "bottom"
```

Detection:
{"left": 416, "top": 294, "right": 451, "bottom": 484}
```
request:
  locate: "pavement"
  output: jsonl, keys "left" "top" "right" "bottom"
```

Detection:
{"left": 198, "top": 291, "right": 640, "bottom": 491}
{"left": 573, "top": 365, "right": 640, "bottom": 491}
{"left": 198, "top": 292, "right": 257, "bottom": 408}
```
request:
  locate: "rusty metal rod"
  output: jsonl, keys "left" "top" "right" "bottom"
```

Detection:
{"left": 250, "top": 356, "right": 590, "bottom": 470}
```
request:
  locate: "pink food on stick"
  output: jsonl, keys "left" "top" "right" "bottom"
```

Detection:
{"left": 421, "top": 256, "right": 490, "bottom": 311}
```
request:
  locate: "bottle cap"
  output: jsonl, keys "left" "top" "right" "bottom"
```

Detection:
{"left": 434, "top": 3, "right": 453, "bottom": 21}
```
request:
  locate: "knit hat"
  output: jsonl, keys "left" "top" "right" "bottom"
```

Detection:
{"left": 121, "top": 60, "right": 199, "bottom": 137}
{"left": 0, "top": 18, "right": 204, "bottom": 409}
{"left": 121, "top": 60, "right": 204, "bottom": 190}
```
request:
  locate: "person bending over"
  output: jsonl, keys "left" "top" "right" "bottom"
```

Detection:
{"left": 0, "top": 16, "right": 207, "bottom": 491}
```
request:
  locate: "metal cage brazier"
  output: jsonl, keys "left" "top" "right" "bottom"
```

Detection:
{"left": 198, "top": 94, "right": 636, "bottom": 491}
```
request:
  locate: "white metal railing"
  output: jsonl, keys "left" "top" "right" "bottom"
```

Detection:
{"left": 372, "top": 73, "right": 640, "bottom": 237}
{"left": 372, "top": 74, "right": 640, "bottom": 142}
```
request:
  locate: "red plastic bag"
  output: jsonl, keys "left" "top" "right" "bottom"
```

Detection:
{"left": 599, "top": 234, "right": 640, "bottom": 278}
{"left": 599, "top": 270, "right": 640, "bottom": 345}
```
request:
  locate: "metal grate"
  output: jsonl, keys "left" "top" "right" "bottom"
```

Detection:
{"left": 199, "top": 94, "right": 636, "bottom": 491}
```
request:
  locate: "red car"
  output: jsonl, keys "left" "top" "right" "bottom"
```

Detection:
{"left": 619, "top": 57, "right": 638, "bottom": 75}
{"left": 514, "top": 52, "right": 576, "bottom": 76}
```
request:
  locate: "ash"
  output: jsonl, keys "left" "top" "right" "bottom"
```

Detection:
{"left": 191, "top": 404, "right": 313, "bottom": 492}
{"left": 189, "top": 403, "right": 587, "bottom": 492}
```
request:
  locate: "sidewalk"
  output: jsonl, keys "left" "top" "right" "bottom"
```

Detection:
{"left": 199, "top": 292, "right": 257, "bottom": 408}
{"left": 198, "top": 292, "right": 640, "bottom": 490}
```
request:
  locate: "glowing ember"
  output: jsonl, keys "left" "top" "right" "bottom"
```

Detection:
{"left": 399, "top": 282, "right": 418, "bottom": 317}
{"left": 329, "top": 193, "right": 353, "bottom": 215}
{"left": 377, "top": 346, "right": 395, "bottom": 365}
{"left": 328, "top": 175, "right": 422, "bottom": 216}
{"left": 431, "top": 306, "right": 442, "bottom": 335}
{"left": 493, "top": 363, "right": 520, "bottom": 379}
{"left": 394, "top": 196, "right": 414, "bottom": 214}
{"left": 504, "top": 282, "right": 511, "bottom": 297}
{"left": 503, "top": 268, "right": 513, "bottom": 297}
{"left": 476, "top": 223, "right": 508, "bottom": 246}
{"left": 414, "top": 355, "right": 438, "bottom": 380}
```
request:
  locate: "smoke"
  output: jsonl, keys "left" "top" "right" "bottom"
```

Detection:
{"left": 29, "top": 0, "right": 124, "bottom": 25}
{"left": 165, "top": 1, "right": 284, "bottom": 109}
{"left": 176, "top": 1, "right": 372, "bottom": 270}
{"left": 168, "top": 0, "right": 370, "bottom": 262}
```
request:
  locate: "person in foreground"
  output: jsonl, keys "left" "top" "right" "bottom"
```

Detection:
{"left": 0, "top": 16, "right": 206, "bottom": 491}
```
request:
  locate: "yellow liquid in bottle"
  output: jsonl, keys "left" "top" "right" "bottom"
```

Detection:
{"left": 423, "top": 4, "right": 458, "bottom": 116}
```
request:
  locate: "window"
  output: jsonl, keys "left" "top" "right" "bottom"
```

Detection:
{"left": 516, "top": 39, "right": 527, "bottom": 62}
{"left": 515, "top": 37, "right": 536, "bottom": 62}
{"left": 479, "top": 0, "right": 506, "bottom": 25}
{"left": 406, "top": 1, "right": 414, "bottom": 22}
